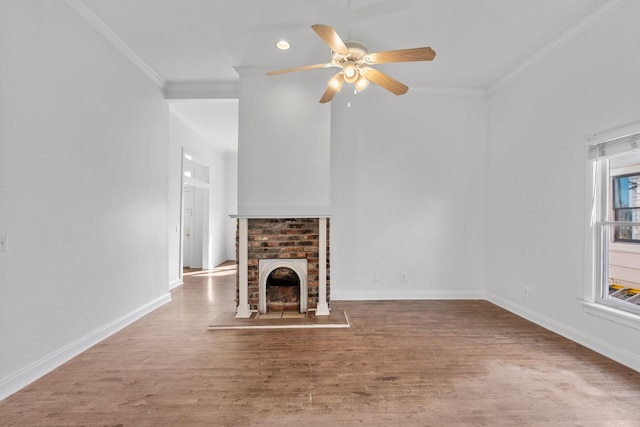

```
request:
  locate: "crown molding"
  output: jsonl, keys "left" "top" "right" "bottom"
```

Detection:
{"left": 68, "top": 0, "right": 626, "bottom": 101}
{"left": 67, "top": 0, "right": 166, "bottom": 92}
{"left": 488, "top": 0, "right": 628, "bottom": 95}
{"left": 165, "top": 81, "right": 239, "bottom": 99}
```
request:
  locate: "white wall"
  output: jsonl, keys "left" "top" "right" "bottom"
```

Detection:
{"left": 486, "top": 1, "right": 640, "bottom": 370}
{"left": 225, "top": 153, "right": 238, "bottom": 257}
{"left": 0, "top": 1, "right": 170, "bottom": 399}
{"left": 168, "top": 111, "right": 236, "bottom": 286}
{"left": 234, "top": 69, "right": 489, "bottom": 300}
{"left": 236, "top": 68, "right": 331, "bottom": 216}
{"left": 330, "top": 89, "right": 488, "bottom": 299}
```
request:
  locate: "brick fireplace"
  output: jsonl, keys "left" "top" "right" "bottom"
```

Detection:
{"left": 232, "top": 216, "right": 330, "bottom": 317}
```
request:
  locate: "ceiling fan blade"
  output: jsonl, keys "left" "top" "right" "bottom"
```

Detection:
{"left": 361, "top": 67, "right": 408, "bottom": 95}
{"left": 319, "top": 72, "right": 344, "bottom": 103}
{"left": 311, "top": 24, "right": 349, "bottom": 55}
{"left": 368, "top": 47, "right": 436, "bottom": 64}
{"left": 266, "top": 63, "right": 332, "bottom": 76}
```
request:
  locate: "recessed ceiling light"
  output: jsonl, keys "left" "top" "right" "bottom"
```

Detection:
{"left": 276, "top": 40, "right": 291, "bottom": 50}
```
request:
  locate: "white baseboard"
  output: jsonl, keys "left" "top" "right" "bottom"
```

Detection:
{"left": 169, "top": 278, "right": 183, "bottom": 290}
{"left": 332, "top": 289, "right": 484, "bottom": 300}
{"left": 0, "top": 292, "right": 172, "bottom": 401}
{"left": 486, "top": 292, "right": 640, "bottom": 372}
{"left": 211, "top": 257, "right": 229, "bottom": 269}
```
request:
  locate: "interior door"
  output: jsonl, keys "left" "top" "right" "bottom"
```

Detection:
{"left": 183, "top": 185, "right": 193, "bottom": 267}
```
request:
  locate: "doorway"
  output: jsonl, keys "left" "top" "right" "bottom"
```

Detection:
{"left": 182, "top": 185, "right": 194, "bottom": 267}
{"left": 180, "top": 150, "right": 210, "bottom": 277}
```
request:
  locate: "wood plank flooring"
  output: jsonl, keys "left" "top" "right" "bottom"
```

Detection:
{"left": 2, "top": 261, "right": 640, "bottom": 426}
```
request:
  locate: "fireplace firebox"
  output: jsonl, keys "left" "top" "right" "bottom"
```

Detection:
{"left": 266, "top": 267, "right": 300, "bottom": 311}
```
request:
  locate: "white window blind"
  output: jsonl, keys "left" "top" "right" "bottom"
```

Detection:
{"left": 589, "top": 132, "right": 640, "bottom": 160}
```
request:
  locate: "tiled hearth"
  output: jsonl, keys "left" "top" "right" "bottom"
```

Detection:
{"left": 232, "top": 215, "right": 330, "bottom": 318}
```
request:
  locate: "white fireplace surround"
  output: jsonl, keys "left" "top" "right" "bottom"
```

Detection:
{"left": 259, "top": 259, "right": 308, "bottom": 314}
{"left": 232, "top": 215, "right": 330, "bottom": 318}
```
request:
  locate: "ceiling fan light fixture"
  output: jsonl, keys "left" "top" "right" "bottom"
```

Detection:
{"left": 343, "top": 62, "right": 359, "bottom": 84}
{"left": 329, "top": 73, "right": 343, "bottom": 89}
{"left": 275, "top": 40, "right": 291, "bottom": 50}
{"left": 266, "top": 24, "right": 436, "bottom": 103}
{"left": 355, "top": 74, "right": 369, "bottom": 92}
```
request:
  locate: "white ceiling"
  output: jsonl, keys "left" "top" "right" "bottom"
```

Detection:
{"left": 77, "top": 0, "right": 617, "bottom": 153}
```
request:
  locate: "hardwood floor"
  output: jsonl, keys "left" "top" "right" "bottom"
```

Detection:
{"left": 2, "top": 261, "right": 640, "bottom": 426}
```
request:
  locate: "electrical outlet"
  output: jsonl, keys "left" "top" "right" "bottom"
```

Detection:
{"left": 374, "top": 272, "right": 382, "bottom": 281}
{"left": 523, "top": 286, "right": 529, "bottom": 298}
{"left": 0, "top": 234, "right": 7, "bottom": 252}
{"left": 401, "top": 272, "right": 408, "bottom": 282}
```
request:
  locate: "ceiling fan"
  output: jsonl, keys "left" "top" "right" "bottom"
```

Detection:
{"left": 267, "top": 24, "right": 436, "bottom": 103}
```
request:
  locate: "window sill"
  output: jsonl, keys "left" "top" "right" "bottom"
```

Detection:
{"left": 610, "top": 241, "right": 640, "bottom": 254}
{"left": 582, "top": 301, "right": 640, "bottom": 331}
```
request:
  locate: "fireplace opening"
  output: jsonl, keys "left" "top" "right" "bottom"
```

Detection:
{"left": 258, "top": 258, "right": 308, "bottom": 314}
{"left": 266, "top": 267, "right": 300, "bottom": 312}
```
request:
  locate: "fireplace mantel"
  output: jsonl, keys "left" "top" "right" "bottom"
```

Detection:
{"left": 230, "top": 214, "right": 331, "bottom": 219}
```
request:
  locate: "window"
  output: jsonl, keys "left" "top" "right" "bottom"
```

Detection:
{"left": 612, "top": 173, "right": 640, "bottom": 242}
{"left": 591, "top": 134, "right": 640, "bottom": 316}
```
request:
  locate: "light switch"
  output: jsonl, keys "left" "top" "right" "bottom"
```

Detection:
{"left": 0, "top": 234, "right": 7, "bottom": 252}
